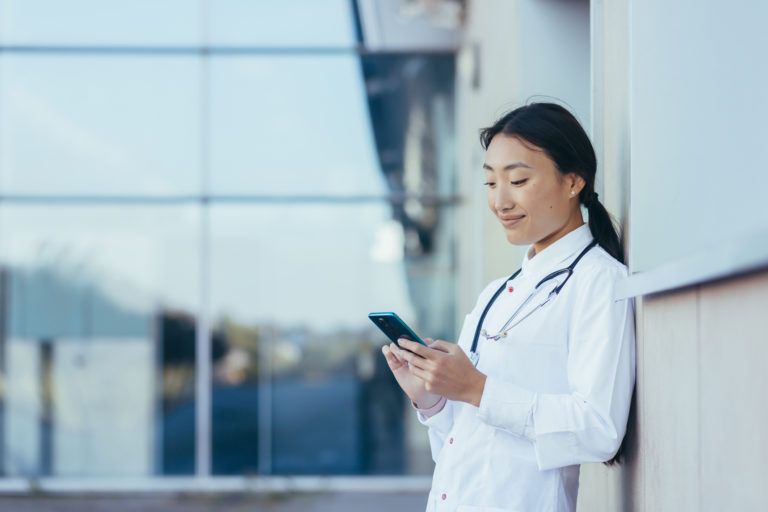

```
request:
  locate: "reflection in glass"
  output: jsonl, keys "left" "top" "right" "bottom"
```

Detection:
{"left": 209, "top": 55, "right": 385, "bottom": 196}
{"left": 0, "top": 55, "right": 201, "bottom": 196}
{"left": 207, "top": 0, "right": 357, "bottom": 47}
{"left": 209, "top": 203, "right": 456, "bottom": 475}
{"left": 0, "top": 205, "right": 200, "bottom": 476}
{"left": 360, "top": 54, "right": 457, "bottom": 198}
{"left": 0, "top": 0, "right": 202, "bottom": 46}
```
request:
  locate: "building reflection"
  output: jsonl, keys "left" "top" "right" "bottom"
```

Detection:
{"left": 0, "top": 264, "right": 409, "bottom": 476}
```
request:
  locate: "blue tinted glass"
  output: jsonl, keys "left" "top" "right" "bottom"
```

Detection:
{"left": 0, "top": 55, "right": 202, "bottom": 195}
{"left": 0, "top": 0, "right": 202, "bottom": 46}
{"left": 209, "top": 203, "right": 456, "bottom": 475}
{"left": 209, "top": 55, "right": 385, "bottom": 196}
{"left": 207, "top": 0, "right": 357, "bottom": 47}
{"left": 0, "top": 204, "right": 200, "bottom": 476}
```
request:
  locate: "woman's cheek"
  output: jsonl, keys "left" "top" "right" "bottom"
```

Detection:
{"left": 486, "top": 189, "right": 496, "bottom": 212}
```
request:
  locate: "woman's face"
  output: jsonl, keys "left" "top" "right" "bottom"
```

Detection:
{"left": 483, "top": 134, "right": 585, "bottom": 253}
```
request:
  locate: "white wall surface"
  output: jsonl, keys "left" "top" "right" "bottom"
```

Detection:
{"left": 629, "top": 1, "right": 768, "bottom": 272}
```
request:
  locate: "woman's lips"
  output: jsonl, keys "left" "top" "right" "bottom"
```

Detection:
{"left": 500, "top": 215, "right": 524, "bottom": 228}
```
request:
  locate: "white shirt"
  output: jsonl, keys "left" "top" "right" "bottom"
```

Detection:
{"left": 417, "top": 223, "right": 636, "bottom": 512}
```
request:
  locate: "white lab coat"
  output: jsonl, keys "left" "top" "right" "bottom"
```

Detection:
{"left": 417, "top": 223, "right": 636, "bottom": 512}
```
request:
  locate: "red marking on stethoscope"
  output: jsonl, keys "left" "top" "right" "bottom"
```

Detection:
{"left": 508, "top": 285, "right": 514, "bottom": 293}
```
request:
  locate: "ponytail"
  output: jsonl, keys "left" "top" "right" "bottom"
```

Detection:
{"left": 584, "top": 192, "right": 625, "bottom": 264}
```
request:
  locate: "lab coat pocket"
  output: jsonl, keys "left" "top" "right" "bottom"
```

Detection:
{"left": 457, "top": 506, "right": 522, "bottom": 512}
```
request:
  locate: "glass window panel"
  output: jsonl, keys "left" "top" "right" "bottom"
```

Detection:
{"left": 209, "top": 55, "right": 386, "bottom": 196}
{"left": 207, "top": 0, "right": 357, "bottom": 47}
{"left": 0, "top": 204, "right": 200, "bottom": 477}
{"left": 0, "top": 55, "right": 202, "bottom": 196}
{"left": 360, "top": 54, "right": 458, "bottom": 197}
{"left": 209, "top": 203, "right": 456, "bottom": 475}
{"left": 0, "top": 1, "right": 202, "bottom": 46}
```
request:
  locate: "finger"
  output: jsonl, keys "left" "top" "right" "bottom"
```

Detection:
{"left": 398, "top": 346, "right": 431, "bottom": 370}
{"left": 382, "top": 344, "right": 398, "bottom": 362}
{"left": 397, "top": 337, "right": 430, "bottom": 358}
{"left": 389, "top": 342, "right": 410, "bottom": 362}
{"left": 428, "top": 339, "right": 454, "bottom": 353}
{"left": 384, "top": 344, "right": 410, "bottom": 368}
{"left": 381, "top": 345, "right": 405, "bottom": 369}
{"left": 392, "top": 343, "right": 418, "bottom": 368}
{"left": 407, "top": 364, "right": 434, "bottom": 386}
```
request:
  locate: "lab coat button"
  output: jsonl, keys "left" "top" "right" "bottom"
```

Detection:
{"left": 449, "top": 437, "right": 454, "bottom": 444}
{"left": 441, "top": 493, "right": 447, "bottom": 500}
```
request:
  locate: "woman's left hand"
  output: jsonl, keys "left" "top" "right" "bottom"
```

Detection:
{"left": 395, "top": 339, "right": 487, "bottom": 407}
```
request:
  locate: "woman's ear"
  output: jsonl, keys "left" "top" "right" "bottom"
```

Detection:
{"left": 567, "top": 173, "right": 586, "bottom": 195}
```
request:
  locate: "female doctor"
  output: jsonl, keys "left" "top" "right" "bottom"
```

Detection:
{"left": 382, "top": 102, "right": 636, "bottom": 512}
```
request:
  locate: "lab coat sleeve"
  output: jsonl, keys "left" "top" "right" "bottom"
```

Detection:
{"left": 414, "top": 398, "right": 455, "bottom": 463}
{"left": 477, "top": 264, "right": 636, "bottom": 470}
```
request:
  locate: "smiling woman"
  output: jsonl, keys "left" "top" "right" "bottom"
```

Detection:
{"left": 381, "top": 102, "right": 636, "bottom": 512}
{"left": 482, "top": 135, "right": 586, "bottom": 252}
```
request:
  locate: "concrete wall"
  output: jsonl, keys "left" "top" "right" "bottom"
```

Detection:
{"left": 578, "top": 269, "right": 768, "bottom": 512}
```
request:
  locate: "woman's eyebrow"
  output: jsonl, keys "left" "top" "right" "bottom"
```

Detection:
{"left": 482, "top": 161, "right": 532, "bottom": 171}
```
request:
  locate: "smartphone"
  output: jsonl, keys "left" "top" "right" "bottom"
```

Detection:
{"left": 368, "top": 312, "right": 428, "bottom": 346}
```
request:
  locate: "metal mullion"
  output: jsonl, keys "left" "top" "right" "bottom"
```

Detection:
{"left": 195, "top": 3, "right": 212, "bottom": 476}
{"left": 0, "top": 45, "right": 456, "bottom": 57}
{"left": 0, "top": 194, "right": 462, "bottom": 206}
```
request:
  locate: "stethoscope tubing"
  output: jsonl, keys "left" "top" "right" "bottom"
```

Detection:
{"left": 469, "top": 239, "right": 598, "bottom": 364}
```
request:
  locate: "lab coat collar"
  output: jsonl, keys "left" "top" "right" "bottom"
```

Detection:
{"left": 520, "top": 223, "right": 594, "bottom": 280}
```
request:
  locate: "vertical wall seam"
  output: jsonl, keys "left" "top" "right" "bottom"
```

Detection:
{"left": 696, "top": 285, "right": 702, "bottom": 512}
{"left": 641, "top": 297, "right": 646, "bottom": 512}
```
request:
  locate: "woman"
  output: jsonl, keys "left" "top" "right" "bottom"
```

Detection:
{"left": 382, "top": 102, "right": 636, "bottom": 512}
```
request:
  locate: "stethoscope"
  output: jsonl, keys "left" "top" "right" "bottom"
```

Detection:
{"left": 469, "top": 239, "right": 598, "bottom": 366}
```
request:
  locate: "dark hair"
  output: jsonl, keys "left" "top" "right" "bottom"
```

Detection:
{"left": 479, "top": 102, "right": 632, "bottom": 466}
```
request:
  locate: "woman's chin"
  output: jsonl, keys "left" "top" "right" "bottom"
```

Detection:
{"left": 504, "top": 230, "right": 529, "bottom": 246}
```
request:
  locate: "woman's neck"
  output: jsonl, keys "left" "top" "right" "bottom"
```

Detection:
{"left": 531, "top": 216, "right": 586, "bottom": 258}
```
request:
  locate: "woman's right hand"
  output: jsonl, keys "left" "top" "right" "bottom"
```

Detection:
{"left": 381, "top": 338, "right": 442, "bottom": 409}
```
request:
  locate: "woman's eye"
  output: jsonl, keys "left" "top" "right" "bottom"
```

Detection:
{"left": 483, "top": 182, "right": 496, "bottom": 187}
{"left": 511, "top": 179, "right": 528, "bottom": 186}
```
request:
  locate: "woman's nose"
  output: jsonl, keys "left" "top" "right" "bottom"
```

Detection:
{"left": 494, "top": 186, "right": 514, "bottom": 211}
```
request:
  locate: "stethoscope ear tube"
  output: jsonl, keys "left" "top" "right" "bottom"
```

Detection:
{"left": 469, "top": 239, "right": 598, "bottom": 365}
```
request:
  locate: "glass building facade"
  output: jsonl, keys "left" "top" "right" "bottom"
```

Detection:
{"left": 0, "top": 1, "right": 458, "bottom": 479}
